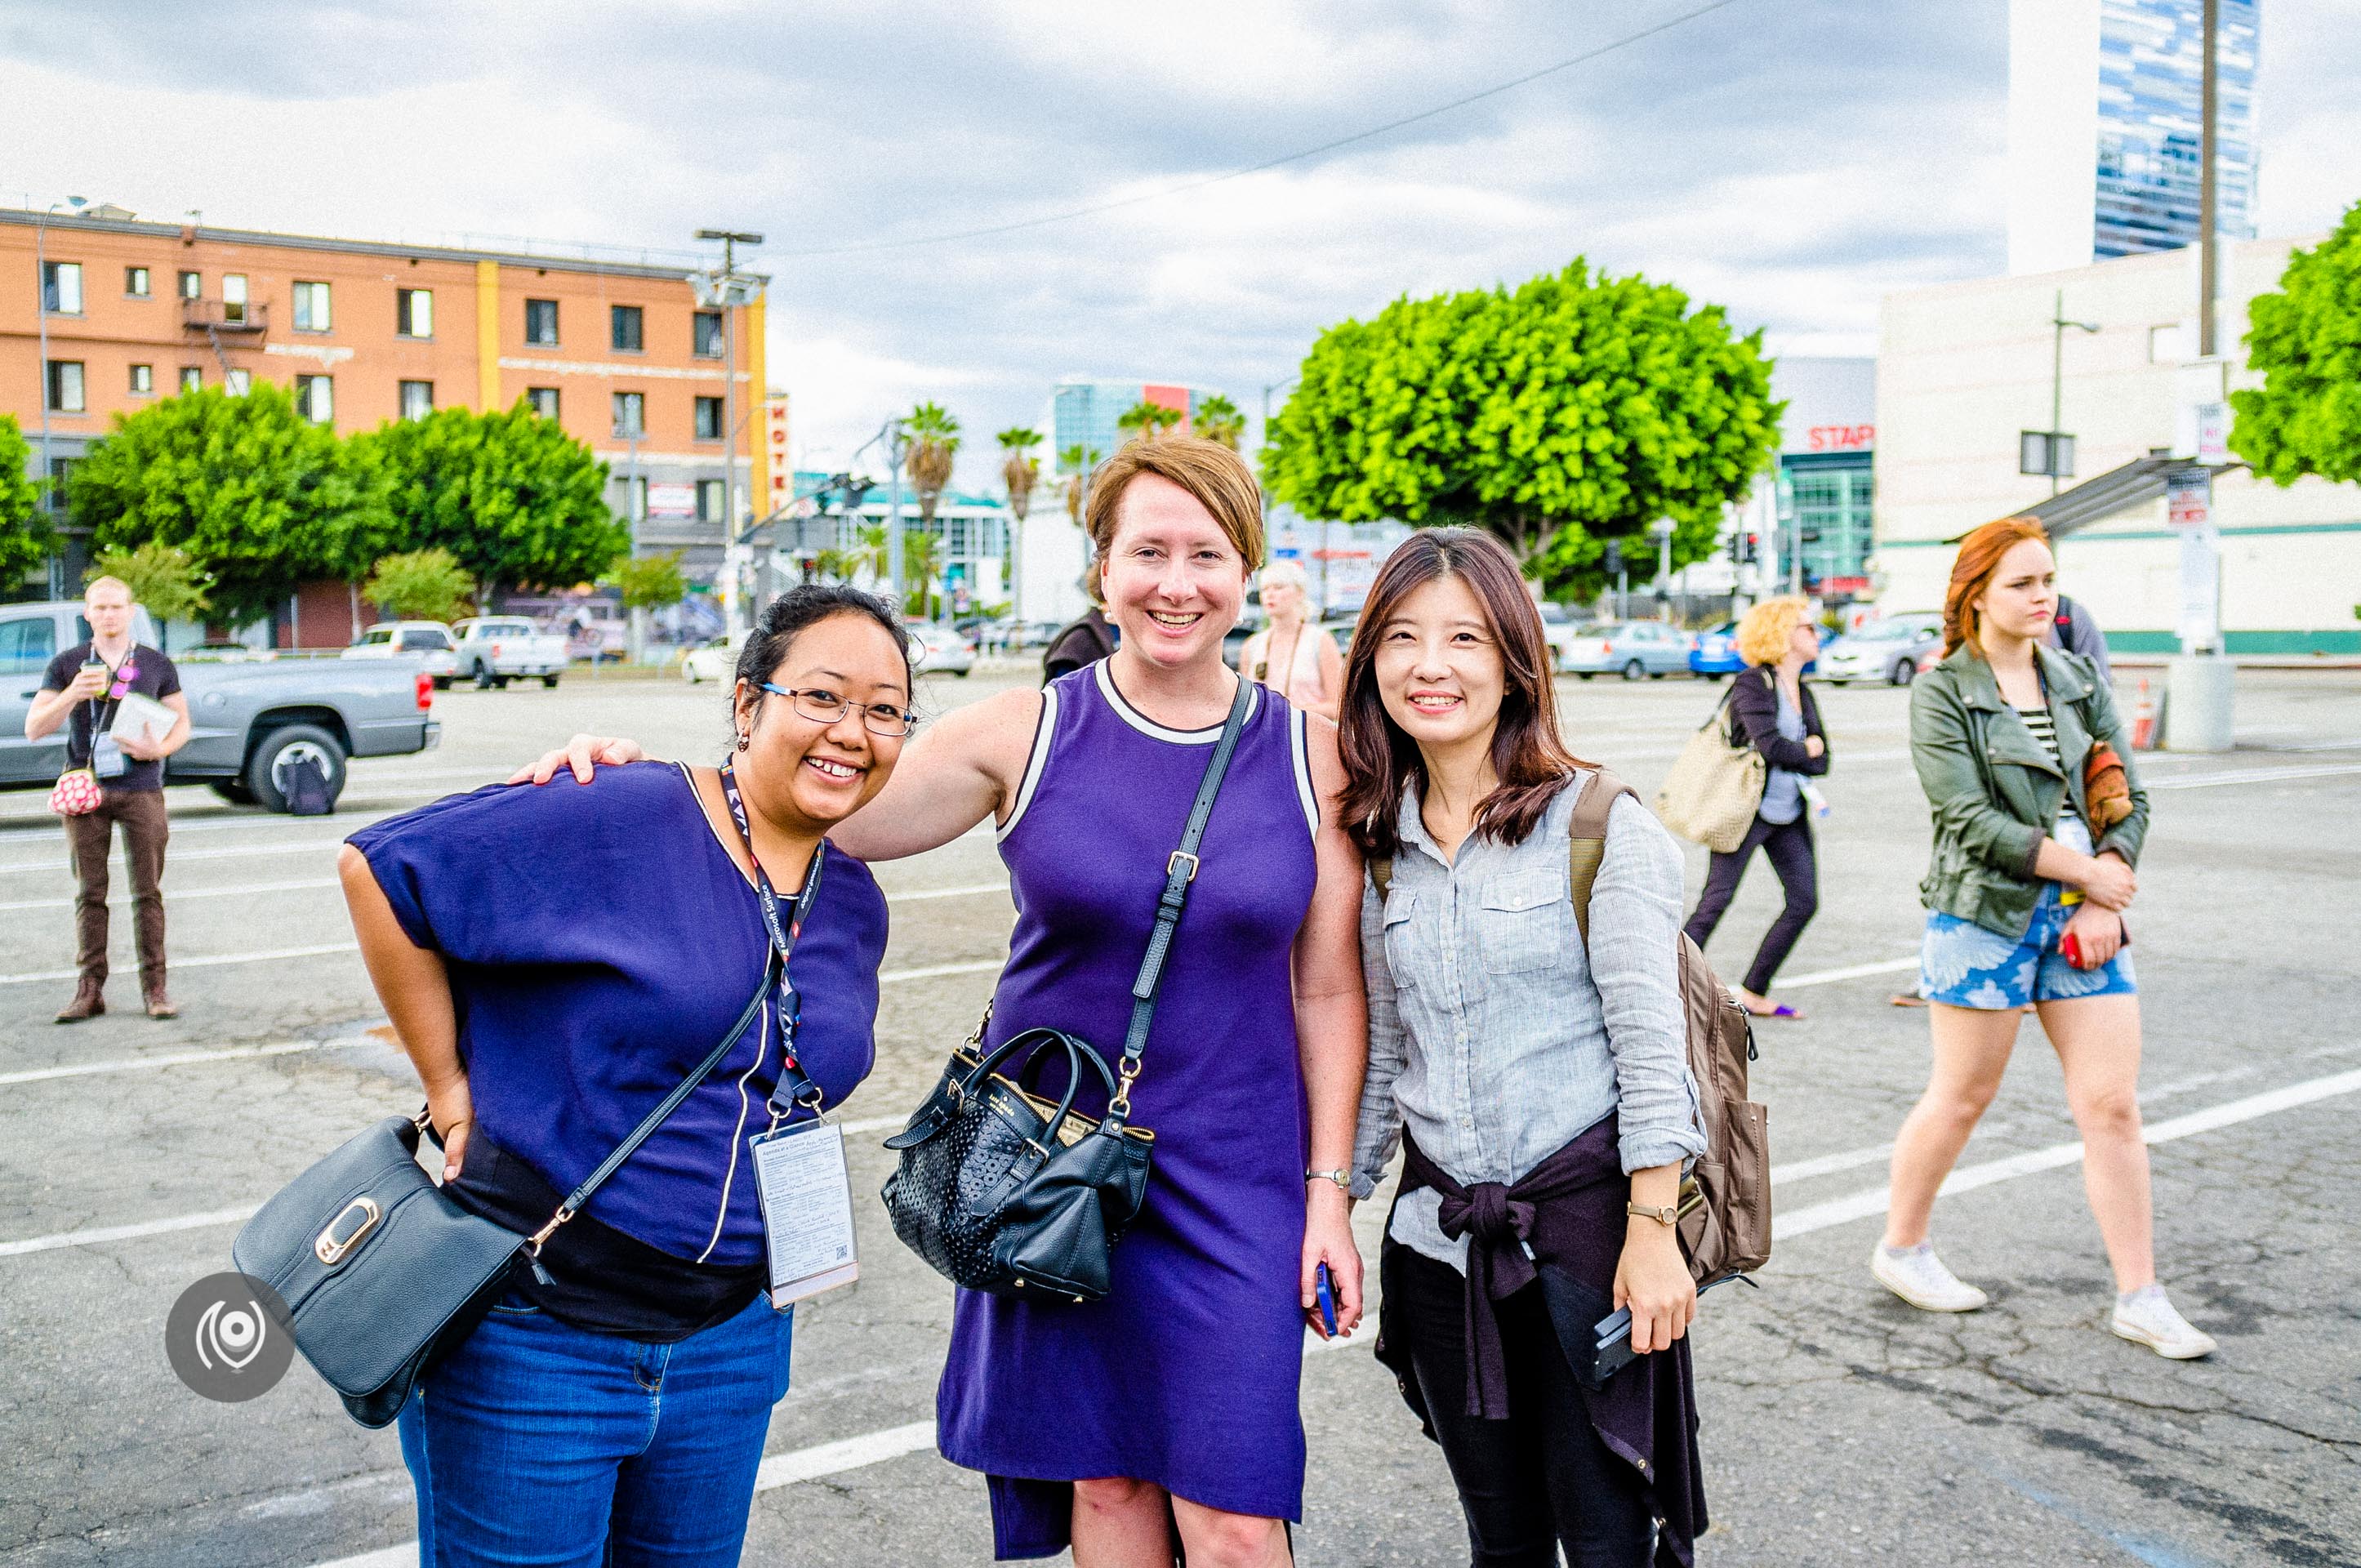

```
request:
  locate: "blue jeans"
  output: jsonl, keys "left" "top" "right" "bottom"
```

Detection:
{"left": 398, "top": 1290, "right": 793, "bottom": 1568}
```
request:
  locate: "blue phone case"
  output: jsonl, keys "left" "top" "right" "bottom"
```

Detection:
{"left": 1314, "top": 1263, "right": 1337, "bottom": 1334}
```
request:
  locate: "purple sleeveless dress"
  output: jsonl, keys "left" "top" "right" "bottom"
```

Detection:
{"left": 936, "top": 660, "right": 1322, "bottom": 1559}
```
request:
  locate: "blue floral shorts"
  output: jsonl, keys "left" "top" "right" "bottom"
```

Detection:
{"left": 1918, "top": 884, "right": 2136, "bottom": 1009}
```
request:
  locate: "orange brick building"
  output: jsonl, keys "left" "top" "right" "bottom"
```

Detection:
{"left": 3, "top": 204, "right": 773, "bottom": 620}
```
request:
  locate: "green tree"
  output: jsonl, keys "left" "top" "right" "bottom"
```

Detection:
{"left": 610, "top": 550, "right": 688, "bottom": 615}
{"left": 1192, "top": 394, "right": 1245, "bottom": 449}
{"left": 903, "top": 402, "right": 962, "bottom": 539}
{"left": 997, "top": 427, "right": 1041, "bottom": 619}
{"left": 2232, "top": 200, "right": 2361, "bottom": 486}
{"left": 363, "top": 547, "right": 475, "bottom": 622}
{"left": 66, "top": 384, "right": 392, "bottom": 626}
{"left": 0, "top": 415, "right": 53, "bottom": 590}
{"left": 87, "top": 541, "right": 211, "bottom": 636}
{"left": 1262, "top": 259, "right": 1782, "bottom": 597}
{"left": 1116, "top": 401, "right": 1182, "bottom": 443}
{"left": 1059, "top": 443, "right": 1104, "bottom": 524}
{"left": 354, "top": 401, "right": 624, "bottom": 608}
{"left": 902, "top": 527, "right": 943, "bottom": 621}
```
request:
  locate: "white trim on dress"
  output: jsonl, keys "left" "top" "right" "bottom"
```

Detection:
{"left": 1093, "top": 657, "right": 1261, "bottom": 745}
{"left": 1288, "top": 706, "right": 1319, "bottom": 837}
{"left": 996, "top": 686, "right": 1060, "bottom": 842}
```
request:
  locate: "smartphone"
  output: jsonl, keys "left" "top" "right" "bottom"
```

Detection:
{"left": 1313, "top": 1263, "right": 1337, "bottom": 1337}
{"left": 2060, "top": 931, "right": 2087, "bottom": 969}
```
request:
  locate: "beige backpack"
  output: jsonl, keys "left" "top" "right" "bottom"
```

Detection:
{"left": 1370, "top": 768, "right": 1771, "bottom": 1285}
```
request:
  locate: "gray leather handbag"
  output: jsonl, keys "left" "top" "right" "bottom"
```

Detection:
{"left": 233, "top": 965, "right": 774, "bottom": 1428}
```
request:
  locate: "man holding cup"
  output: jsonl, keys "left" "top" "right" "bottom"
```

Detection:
{"left": 25, "top": 577, "right": 190, "bottom": 1021}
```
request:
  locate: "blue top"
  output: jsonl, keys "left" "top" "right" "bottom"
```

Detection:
{"left": 346, "top": 762, "right": 888, "bottom": 1265}
{"left": 1757, "top": 686, "right": 1807, "bottom": 825}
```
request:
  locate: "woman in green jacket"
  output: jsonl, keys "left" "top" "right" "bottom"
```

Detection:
{"left": 1873, "top": 517, "right": 2215, "bottom": 1360}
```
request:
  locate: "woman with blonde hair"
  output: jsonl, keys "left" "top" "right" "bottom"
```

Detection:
{"left": 1238, "top": 559, "right": 1343, "bottom": 720}
{"left": 1873, "top": 517, "right": 2212, "bottom": 1358}
{"left": 1680, "top": 595, "right": 1828, "bottom": 1018}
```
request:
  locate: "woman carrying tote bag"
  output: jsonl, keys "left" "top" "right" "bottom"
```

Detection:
{"left": 520, "top": 436, "right": 1370, "bottom": 1567}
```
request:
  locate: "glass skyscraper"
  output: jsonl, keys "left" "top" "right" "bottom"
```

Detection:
{"left": 2092, "top": 0, "right": 2259, "bottom": 258}
{"left": 1043, "top": 379, "right": 1226, "bottom": 474}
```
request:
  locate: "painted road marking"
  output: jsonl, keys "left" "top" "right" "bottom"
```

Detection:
{"left": 1768, "top": 955, "right": 1918, "bottom": 989}
{"left": 0, "top": 942, "right": 362, "bottom": 987}
{"left": 0, "top": 876, "right": 1007, "bottom": 919}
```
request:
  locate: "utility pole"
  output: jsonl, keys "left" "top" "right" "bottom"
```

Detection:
{"left": 696, "top": 228, "right": 763, "bottom": 630}
{"left": 2049, "top": 291, "right": 2101, "bottom": 496}
{"left": 885, "top": 420, "right": 908, "bottom": 612}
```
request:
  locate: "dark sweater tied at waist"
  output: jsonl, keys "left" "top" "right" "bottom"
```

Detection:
{"left": 1380, "top": 1116, "right": 1707, "bottom": 1566}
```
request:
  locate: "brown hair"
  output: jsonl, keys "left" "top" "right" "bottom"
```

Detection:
{"left": 1339, "top": 528, "right": 1588, "bottom": 857}
{"left": 1943, "top": 515, "right": 2051, "bottom": 657}
{"left": 1083, "top": 436, "right": 1267, "bottom": 589}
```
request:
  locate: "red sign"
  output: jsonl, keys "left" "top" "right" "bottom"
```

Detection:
{"left": 1807, "top": 425, "right": 1874, "bottom": 452}
{"left": 1822, "top": 577, "right": 1872, "bottom": 593}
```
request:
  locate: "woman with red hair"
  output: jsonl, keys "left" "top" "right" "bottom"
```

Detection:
{"left": 1873, "top": 518, "right": 2212, "bottom": 1359}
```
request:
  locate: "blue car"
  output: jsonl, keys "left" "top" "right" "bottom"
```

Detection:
{"left": 1689, "top": 621, "right": 1743, "bottom": 679}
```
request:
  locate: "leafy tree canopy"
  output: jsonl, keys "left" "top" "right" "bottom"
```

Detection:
{"left": 1261, "top": 259, "right": 1782, "bottom": 596}
{"left": 608, "top": 550, "right": 688, "bottom": 613}
{"left": 66, "top": 384, "right": 392, "bottom": 625}
{"left": 87, "top": 541, "right": 211, "bottom": 626}
{"left": 0, "top": 415, "right": 52, "bottom": 588}
{"left": 1193, "top": 394, "right": 1245, "bottom": 449}
{"left": 354, "top": 402, "right": 623, "bottom": 605}
{"left": 1116, "top": 401, "right": 1182, "bottom": 442}
{"left": 363, "top": 547, "right": 475, "bottom": 622}
{"left": 2232, "top": 199, "right": 2361, "bottom": 487}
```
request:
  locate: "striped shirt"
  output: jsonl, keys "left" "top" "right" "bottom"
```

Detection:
{"left": 2016, "top": 705, "right": 2063, "bottom": 770}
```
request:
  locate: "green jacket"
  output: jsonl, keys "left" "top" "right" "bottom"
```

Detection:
{"left": 1908, "top": 642, "right": 2149, "bottom": 937}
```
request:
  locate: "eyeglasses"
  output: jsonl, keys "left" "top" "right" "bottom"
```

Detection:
{"left": 760, "top": 683, "right": 916, "bottom": 737}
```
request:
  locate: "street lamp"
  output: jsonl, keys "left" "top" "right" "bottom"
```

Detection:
{"left": 2044, "top": 289, "right": 2100, "bottom": 497}
{"left": 694, "top": 229, "right": 764, "bottom": 629}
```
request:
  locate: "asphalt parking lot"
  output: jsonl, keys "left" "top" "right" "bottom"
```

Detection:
{"left": 2, "top": 662, "right": 2357, "bottom": 1567}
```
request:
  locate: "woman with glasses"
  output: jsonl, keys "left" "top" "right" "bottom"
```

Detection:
{"left": 341, "top": 585, "right": 915, "bottom": 1568}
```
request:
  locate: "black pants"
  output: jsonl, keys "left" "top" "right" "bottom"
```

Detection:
{"left": 1383, "top": 1240, "right": 1656, "bottom": 1567}
{"left": 1683, "top": 812, "right": 1817, "bottom": 994}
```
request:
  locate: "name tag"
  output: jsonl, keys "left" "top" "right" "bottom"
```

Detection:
{"left": 91, "top": 735, "right": 127, "bottom": 779}
{"left": 749, "top": 1120, "right": 859, "bottom": 1308}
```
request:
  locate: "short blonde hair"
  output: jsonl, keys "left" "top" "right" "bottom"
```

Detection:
{"left": 1085, "top": 435, "right": 1266, "bottom": 577}
{"left": 84, "top": 575, "right": 133, "bottom": 603}
{"left": 1258, "top": 559, "right": 1308, "bottom": 596}
{"left": 1735, "top": 596, "right": 1809, "bottom": 667}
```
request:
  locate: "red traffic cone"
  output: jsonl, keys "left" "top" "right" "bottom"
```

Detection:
{"left": 2131, "top": 678, "right": 2158, "bottom": 751}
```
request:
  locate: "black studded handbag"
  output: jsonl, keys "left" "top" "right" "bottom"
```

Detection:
{"left": 882, "top": 677, "right": 1255, "bottom": 1303}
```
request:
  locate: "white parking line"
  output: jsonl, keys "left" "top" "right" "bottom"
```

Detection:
{"left": 2145, "top": 761, "right": 2361, "bottom": 790}
{"left": 0, "top": 837, "right": 349, "bottom": 875}
{"left": 0, "top": 1036, "right": 362, "bottom": 1085}
{"left": 0, "top": 942, "right": 361, "bottom": 987}
{"left": 1767, "top": 955, "right": 1918, "bottom": 990}
{"left": 0, "top": 876, "right": 341, "bottom": 914}
{"left": 0, "top": 1205, "right": 262, "bottom": 1258}
{"left": 286, "top": 1060, "right": 2361, "bottom": 1568}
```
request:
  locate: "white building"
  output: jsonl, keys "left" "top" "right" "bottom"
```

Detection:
{"left": 1873, "top": 234, "right": 2359, "bottom": 656}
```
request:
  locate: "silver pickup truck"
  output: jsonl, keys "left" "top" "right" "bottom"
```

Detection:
{"left": 0, "top": 601, "right": 440, "bottom": 812}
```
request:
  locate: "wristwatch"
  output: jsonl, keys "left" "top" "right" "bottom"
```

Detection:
{"left": 1626, "top": 1200, "right": 1680, "bottom": 1227}
{"left": 1307, "top": 1167, "right": 1352, "bottom": 1195}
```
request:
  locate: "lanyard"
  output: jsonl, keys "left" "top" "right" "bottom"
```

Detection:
{"left": 718, "top": 759, "right": 827, "bottom": 1120}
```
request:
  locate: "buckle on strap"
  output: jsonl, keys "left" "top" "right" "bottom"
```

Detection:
{"left": 1166, "top": 850, "right": 1200, "bottom": 882}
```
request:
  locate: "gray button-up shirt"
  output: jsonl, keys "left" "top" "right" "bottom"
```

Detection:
{"left": 1351, "top": 771, "right": 1706, "bottom": 1273}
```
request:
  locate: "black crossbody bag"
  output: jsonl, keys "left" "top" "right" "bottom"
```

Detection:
{"left": 882, "top": 676, "right": 1255, "bottom": 1303}
{"left": 232, "top": 960, "right": 777, "bottom": 1428}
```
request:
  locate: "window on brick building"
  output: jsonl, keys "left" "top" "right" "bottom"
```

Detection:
{"left": 525, "top": 298, "right": 559, "bottom": 346}
{"left": 295, "top": 375, "right": 335, "bottom": 424}
{"left": 179, "top": 367, "right": 203, "bottom": 394}
{"left": 696, "top": 479, "right": 726, "bottom": 523}
{"left": 694, "top": 396, "right": 724, "bottom": 440}
{"left": 610, "top": 305, "right": 643, "bottom": 353}
{"left": 178, "top": 270, "right": 201, "bottom": 301}
{"left": 125, "top": 266, "right": 150, "bottom": 297}
{"left": 397, "top": 287, "right": 434, "bottom": 338}
{"left": 130, "top": 364, "right": 154, "bottom": 395}
{"left": 47, "top": 361, "right": 86, "bottom": 412}
{"left": 41, "top": 261, "right": 82, "bottom": 314}
{"left": 225, "top": 368, "right": 251, "bottom": 396}
{"left": 292, "top": 282, "right": 332, "bottom": 332}
{"left": 526, "top": 386, "right": 559, "bottom": 420}
{"left": 613, "top": 391, "right": 646, "bottom": 437}
{"left": 693, "top": 310, "right": 724, "bottom": 359}
{"left": 400, "top": 381, "right": 434, "bottom": 420}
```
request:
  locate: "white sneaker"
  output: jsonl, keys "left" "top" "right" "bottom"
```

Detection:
{"left": 2110, "top": 1285, "right": 2217, "bottom": 1360}
{"left": 1870, "top": 1241, "right": 1989, "bottom": 1312}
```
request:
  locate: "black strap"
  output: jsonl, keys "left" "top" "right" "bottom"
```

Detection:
{"left": 529, "top": 955, "right": 778, "bottom": 1250}
{"left": 1120, "top": 676, "right": 1258, "bottom": 1071}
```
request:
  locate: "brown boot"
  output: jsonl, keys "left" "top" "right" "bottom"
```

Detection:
{"left": 143, "top": 979, "right": 179, "bottom": 1020}
{"left": 56, "top": 978, "right": 105, "bottom": 1023}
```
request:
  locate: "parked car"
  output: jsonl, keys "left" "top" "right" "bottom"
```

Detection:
{"left": 1688, "top": 621, "right": 1743, "bottom": 679}
{"left": 1537, "top": 601, "right": 1584, "bottom": 671}
{"left": 1817, "top": 612, "right": 1944, "bottom": 686}
{"left": 1561, "top": 621, "right": 1693, "bottom": 680}
{"left": 342, "top": 621, "right": 459, "bottom": 688}
{"left": 0, "top": 600, "right": 440, "bottom": 813}
{"left": 451, "top": 617, "right": 568, "bottom": 688}
{"left": 681, "top": 629, "right": 745, "bottom": 684}
{"left": 907, "top": 622, "right": 975, "bottom": 677}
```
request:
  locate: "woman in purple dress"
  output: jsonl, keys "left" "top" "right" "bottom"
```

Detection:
{"left": 528, "top": 435, "right": 1369, "bottom": 1566}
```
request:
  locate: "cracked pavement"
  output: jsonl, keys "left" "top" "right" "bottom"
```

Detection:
{"left": 2, "top": 667, "right": 2355, "bottom": 1566}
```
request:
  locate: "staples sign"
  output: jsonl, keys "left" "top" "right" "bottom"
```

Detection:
{"left": 1807, "top": 425, "right": 1874, "bottom": 452}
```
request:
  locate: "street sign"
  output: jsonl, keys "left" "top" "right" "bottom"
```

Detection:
{"left": 2175, "top": 400, "right": 2231, "bottom": 464}
{"left": 2166, "top": 468, "right": 2212, "bottom": 530}
{"left": 648, "top": 482, "right": 697, "bottom": 518}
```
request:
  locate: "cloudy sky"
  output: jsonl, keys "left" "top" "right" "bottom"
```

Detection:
{"left": 7, "top": 0, "right": 2357, "bottom": 486}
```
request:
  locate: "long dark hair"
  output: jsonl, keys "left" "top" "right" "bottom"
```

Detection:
{"left": 1339, "top": 528, "right": 1587, "bottom": 858}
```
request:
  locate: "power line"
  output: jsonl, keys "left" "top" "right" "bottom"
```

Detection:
{"left": 768, "top": 0, "right": 1752, "bottom": 260}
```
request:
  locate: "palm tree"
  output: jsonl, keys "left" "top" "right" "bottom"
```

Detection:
{"left": 902, "top": 524, "right": 943, "bottom": 621}
{"left": 1061, "top": 443, "right": 1103, "bottom": 524}
{"left": 816, "top": 521, "right": 886, "bottom": 585}
{"left": 1192, "top": 394, "right": 1245, "bottom": 450}
{"left": 997, "top": 427, "right": 1042, "bottom": 622}
{"left": 1116, "top": 400, "right": 1181, "bottom": 444}
{"left": 904, "top": 401, "right": 962, "bottom": 533}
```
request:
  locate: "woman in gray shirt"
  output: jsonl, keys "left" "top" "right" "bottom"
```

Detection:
{"left": 1340, "top": 530, "right": 1708, "bottom": 1567}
